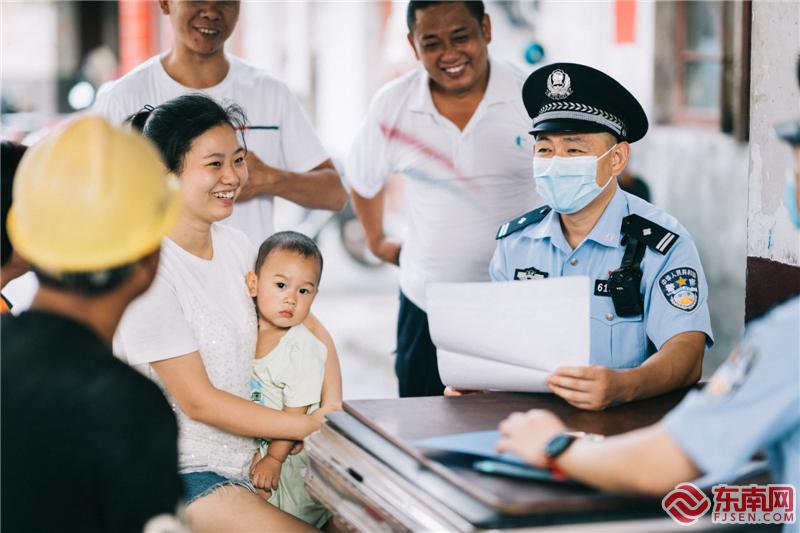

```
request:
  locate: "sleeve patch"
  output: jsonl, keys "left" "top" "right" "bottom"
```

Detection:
{"left": 707, "top": 340, "right": 759, "bottom": 397}
{"left": 659, "top": 267, "right": 699, "bottom": 311}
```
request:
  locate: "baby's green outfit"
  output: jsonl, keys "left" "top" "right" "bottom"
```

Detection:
{"left": 250, "top": 323, "right": 329, "bottom": 527}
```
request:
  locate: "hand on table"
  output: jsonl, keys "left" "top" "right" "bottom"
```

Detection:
{"left": 547, "top": 365, "right": 625, "bottom": 411}
{"left": 313, "top": 402, "right": 342, "bottom": 424}
{"left": 496, "top": 410, "right": 567, "bottom": 468}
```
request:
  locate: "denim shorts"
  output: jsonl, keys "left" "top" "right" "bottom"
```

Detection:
{"left": 181, "top": 471, "right": 257, "bottom": 505}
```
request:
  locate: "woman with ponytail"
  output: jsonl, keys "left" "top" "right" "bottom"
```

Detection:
{"left": 118, "top": 94, "right": 341, "bottom": 532}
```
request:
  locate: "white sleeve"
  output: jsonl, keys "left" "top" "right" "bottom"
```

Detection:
{"left": 344, "top": 99, "right": 392, "bottom": 199}
{"left": 117, "top": 273, "right": 198, "bottom": 365}
{"left": 92, "top": 83, "right": 130, "bottom": 124}
{"left": 278, "top": 84, "right": 329, "bottom": 173}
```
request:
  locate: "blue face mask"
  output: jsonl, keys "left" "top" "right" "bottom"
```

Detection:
{"left": 533, "top": 145, "right": 616, "bottom": 214}
{"left": 785, "top": 171, "right": 800, "bottom": 230}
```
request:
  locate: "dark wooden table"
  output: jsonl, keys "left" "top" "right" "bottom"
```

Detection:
{"left": 340, "top": 390, "right": 691, "bottom": 520}
{"left": 345, "top": 388, "right": 690, "bottom": 440}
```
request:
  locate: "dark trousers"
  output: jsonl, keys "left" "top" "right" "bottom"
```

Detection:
{"left": 395, "top": 291, "right": 445, "bottom": 397}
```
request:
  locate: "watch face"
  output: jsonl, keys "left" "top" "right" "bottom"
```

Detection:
{"left": 545, "top": 433, "right": 576, "bottom": 459}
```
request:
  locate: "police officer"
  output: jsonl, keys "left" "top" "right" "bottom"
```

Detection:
{"left": 489, "top": 63, "right": 713, "bottom": 411}
{"left": 496, "top": 63, "right": 800, "bottom": 525}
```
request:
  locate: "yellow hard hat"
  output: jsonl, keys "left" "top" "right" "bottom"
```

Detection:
{"left": 7, "top": 115, "right": 181, "bottom": 273}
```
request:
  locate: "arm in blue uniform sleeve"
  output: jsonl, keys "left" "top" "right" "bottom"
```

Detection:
{"left": 662, "top": 301, "right": 800, "bottom": 486}
{"left": 645, "top": 237, "right": 714, "bottom": 350}
{"left": 489, "top": 240, "right": 510, "bottom": 281}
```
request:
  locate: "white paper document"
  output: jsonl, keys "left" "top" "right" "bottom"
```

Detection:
{"left": 427, "top": 277, "right": 590, "bottom": 393}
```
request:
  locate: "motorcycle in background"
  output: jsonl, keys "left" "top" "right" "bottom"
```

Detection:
{"left": 293, "top": 172, "right": 405, "bottom": 269}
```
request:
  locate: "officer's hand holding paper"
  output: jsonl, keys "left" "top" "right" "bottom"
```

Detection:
{"left": 427, "top": 277, "right": 590, "bottom": 393}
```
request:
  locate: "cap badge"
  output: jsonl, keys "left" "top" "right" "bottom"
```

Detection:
{"left": 546, "top": 69, "right": 572, "bottom": 100}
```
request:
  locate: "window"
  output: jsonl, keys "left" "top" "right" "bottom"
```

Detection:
{"left": 675, "top": 1, "right": 723, "bottom": 123}
{"left": 653, "top": 0, "right": 751, "bottom": 139}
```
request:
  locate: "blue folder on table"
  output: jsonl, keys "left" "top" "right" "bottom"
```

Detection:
{"left": 413, "top": 430, "right": 565, "bottom": 481}
{"left": 413, "top": 430, "right": 527, "bottom": 466}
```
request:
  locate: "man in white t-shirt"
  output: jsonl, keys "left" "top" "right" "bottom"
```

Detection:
{"left": 346, "top": 1, "right": 540, "bottom": 397}
{"left": 94, "top": 0, "right": 346, "bottom": 245}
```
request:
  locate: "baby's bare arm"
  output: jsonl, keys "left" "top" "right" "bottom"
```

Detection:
{"left": 303, "top": 314, "right": 343, "bottom": 406}
{"left": 267, "top": 405, "right": 311, "bottom": 462}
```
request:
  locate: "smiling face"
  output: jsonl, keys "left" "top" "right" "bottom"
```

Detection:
{"left": 246, "top": 249, "right": 320, "bottom": 330}
{"left": 407, "top": 2, "right": 491, "bottom": 96}
{"left": 161, "top": 1, "right": 239, "bottom": 57}
{"left": 177, "top": 124, "right": 247, "bottom": 225}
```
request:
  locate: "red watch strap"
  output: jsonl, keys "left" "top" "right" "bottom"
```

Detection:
{"left": 545, "top": 456, "right": 568, "bottom": 480}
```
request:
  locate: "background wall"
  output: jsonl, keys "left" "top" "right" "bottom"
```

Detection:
{"left": 745, "top": 1, "right": 800, "bottom": 320}
{"left": 747, "top": 1, "right": 800, "bottom": 265}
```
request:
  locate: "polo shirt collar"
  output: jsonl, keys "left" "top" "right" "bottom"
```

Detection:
{"left": 408, "top": 57, "right": 512, "bottom": 114}
{"left": 482, "top": 59, "right": 516, "bottom": 106}
{"left": 409, "top": 66, "right": 437, "bottom": 114}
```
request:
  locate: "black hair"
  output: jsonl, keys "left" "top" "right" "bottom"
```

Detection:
{"left": 127, "top": 93, "right": 248, "bottom": 174}
{"left": 1, "top": 141, "right": 27, "bottom": 266}
{"left": 406, "top": 0, "right": 485, "bottom": 33}
{"left": 254, "top": 231, "right": 323, "bottom": 284}
{"left": 34, "top": 263, "right": 138, "bottom": 295}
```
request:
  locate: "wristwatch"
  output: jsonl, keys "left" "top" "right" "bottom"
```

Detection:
{"left": 544, "top": 432, "right": 578, "bottom": 480}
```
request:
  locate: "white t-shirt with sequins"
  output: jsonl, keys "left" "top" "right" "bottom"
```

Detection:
{"left": 116, "top": 223, "right": 258, "bottom": 479}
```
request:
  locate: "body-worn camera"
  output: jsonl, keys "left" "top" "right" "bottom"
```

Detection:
{"left": 606, "top": 215, "right": 680, "bottom": 318}
{"left": 608, "top": 235, "right": 647, "bottom": 317}
{"left": 608, "top": 264, "right": 644, "bottom": 317}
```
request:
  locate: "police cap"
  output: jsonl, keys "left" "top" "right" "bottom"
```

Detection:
{"left": 522, "top": 62, "right": 649, "bottom": 143}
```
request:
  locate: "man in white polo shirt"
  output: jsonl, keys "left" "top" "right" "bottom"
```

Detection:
{"left": 94, "top": 0, "right": 346, "bottom": 245}
{"left": 346, "top": 0, "right": 540, "bottom": 397}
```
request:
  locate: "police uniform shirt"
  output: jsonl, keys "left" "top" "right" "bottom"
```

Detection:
{"left": 490, "top": 187, "right": 714, "bottom": 368}
{"left": 345, "top": 60, "right": 540, "bottom": 310}
{"left": 663, "top": 297, "right": 799, "bottom": 502}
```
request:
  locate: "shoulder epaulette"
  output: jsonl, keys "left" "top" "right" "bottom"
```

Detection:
{"left": 621, "top": 214, "right": 680, "bottom": 255}
{"left": 496, "top": 206, "right": 551, "bottom": 239}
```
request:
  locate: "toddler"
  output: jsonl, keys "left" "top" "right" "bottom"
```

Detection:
{"left": 246, "top": 231, "right": 331, "bottom": 527}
